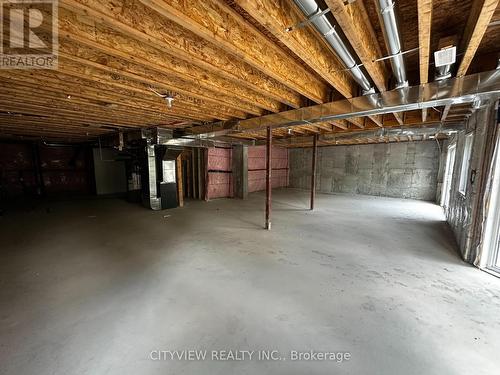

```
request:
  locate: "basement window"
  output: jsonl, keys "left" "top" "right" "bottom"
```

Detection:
{"left": 459, "top": 133, "right": 474, "bottom": 195}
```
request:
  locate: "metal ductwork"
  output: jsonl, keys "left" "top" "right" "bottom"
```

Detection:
{"left": 224, "top": 69, "right": 500, "bottom": 133}
{"left": 375, "top": 0, "right": 408, "bottom": 88}
{"left": 140, "top": 128, "right": 174, "bottom": 210}
{"left": 292, "top": 0, "right": 375, "bottom": 95}
{"left": 145, "top": 144, "right": 161, "bottom": 210}
{"left": 323, "top": 123, "right": 464, "bottom": 141}
{"left": 272, "top": 123, "right": 465, "bottom": 146}
{"left": 435, "top": 62, "right": 454, "bottom": 81}
{"left": 434, "top": 38, "right": 457, "bottom": 81}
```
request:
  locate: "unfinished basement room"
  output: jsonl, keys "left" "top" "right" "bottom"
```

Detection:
{"left": 1, "top": 0, "right": 500, "bottom": 374}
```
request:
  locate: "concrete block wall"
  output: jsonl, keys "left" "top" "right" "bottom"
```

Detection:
{"left": 289, "top": 141, "right": 440, "bottom": 201}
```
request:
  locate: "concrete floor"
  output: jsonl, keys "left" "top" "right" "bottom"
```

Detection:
{"left": 1, "top": 189, "right": 499, "bottom": 375}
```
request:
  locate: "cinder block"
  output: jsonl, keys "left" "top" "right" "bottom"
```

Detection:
{"left": 320, "top": 176, "right": 333, "bottom": 193}
{"left": 388, "top": 169, "right": 412, "bottom": 189}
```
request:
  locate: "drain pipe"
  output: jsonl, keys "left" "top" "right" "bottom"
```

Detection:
{"left": 375, "top": 0, "right": 408, "bottom": 88}
{"left": 292, "top": 0, "right": 375, "bottom": 95}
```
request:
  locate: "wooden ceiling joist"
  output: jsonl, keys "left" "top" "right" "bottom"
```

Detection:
{"left": 0, "top": 123, "right": 107, "bottom": 136}
{"left": 0, "top": 127, "right": 102, "bottom": 138}
{"left": 55, "top": 9, "right": 282, "bottom": 115}
{"left": 417, "top": 0, "right": 433, "bottom": 122}
{"left": 60, "top": 0, "right": 303, "bottom": 108}
{"left": 0, "top": 71, "right": 218, "bottom": 122}
{"left": 441, "top": 0, "right": 498, "bottom": 122}
{"left": 0, "top": 80, "right": 203, "bottom": 124}
{"left": 138, "top": 0, "right": 329, "bottom": 103}
{"left": 1, "top": 0, "right": 498, "bottom": 142}
{"left": 233, "top": 0, "right": 355, "bottom": 98}
{"left": 325, "top": 0, "right": 388, "bottom": 92}
{"left": 233, "top": 0, "right": 382, "bottom": 128}
{"left": 1, "top": 79, "right": 213, "bottom": 121}
{"left": 0, "top": 116, "right": 108, "bottom": 130}
{"left": 458, "top": 0, "right": 500, "bottom": 77}
{"left": 55, "top": 57, "right": 231, "bottom": 120}
{"left": 0, "top": 98, "right": 169, "bottom": 128}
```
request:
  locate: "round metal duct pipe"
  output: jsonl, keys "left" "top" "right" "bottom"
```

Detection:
{"left": 376, "top": 0, "right": 408, "bottom": 88}
{"left": 292, "top": 0, "right": 375, "bottom": 95}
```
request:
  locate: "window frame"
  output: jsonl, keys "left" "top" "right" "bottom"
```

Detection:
{"left": 458, "top": 132, "right": 474, "bottom": 196}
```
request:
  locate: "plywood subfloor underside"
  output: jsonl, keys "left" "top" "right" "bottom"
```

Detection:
{"left": 1, "top": 189, "right": 499, "bottom": 374}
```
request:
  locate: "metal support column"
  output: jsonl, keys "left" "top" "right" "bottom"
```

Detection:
{"left": 265, "top": 126, "right": 272, "bottom": 230}
{"left": 310, "top": 134, "right": 318, "bottom": 210}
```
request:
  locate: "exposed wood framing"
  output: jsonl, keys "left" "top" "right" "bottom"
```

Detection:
{"left": 176, "top": 154, "right": 184, "bottom": 207}
{"left": 138, "top": 0, "right": 329, "bottom": 103}
{"left": 54, "top": 9, "right": 281, "bottom": 114}
{"left": 60, "top": 0, "right": 303, "bottom": 108}
{"left": 441, "top": 0, "right": 498, "bottom": 121}
{"left": 458, "top": 0, "right": 500, "bottom": 77}
{"left": 233, "top": 0, "right": 355, "bottom": 98}
{"left": 417, "top": 0, "right": 433, "bottom": 122}
{"left": 325, "top": 0, "right": 388, "bottom": 92}
{"left": 0, "top": 0, "right": 495, "bottom": 142}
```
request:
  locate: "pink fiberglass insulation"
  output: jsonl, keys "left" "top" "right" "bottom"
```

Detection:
{"left": 248, "top": 146, "right": 289, "bottom": 193}
{"left": 207, "top": 147, "right": 232, "bottom": 172}
{"left": 207, "top": 147, "right": 233, "bottom": 199}
{"left": 207, "top": 145, "right": 288, "bottom": 198}
{"left": 207, "top": 172, "right": 233, "bottom": 199}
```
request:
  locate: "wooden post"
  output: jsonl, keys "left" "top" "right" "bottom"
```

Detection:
{"left": 203, "top": 147, "right": 209, "bottom": 201}
{"left": 176, "top": 154, "right": 184, "bottom": 207}
{"left": 265, "top": 126, "right": 272, "bottom": 230}
{"left": 186, "top": 152, "right": 192, "bottom": 198}
{"left": 191, "top": 148, "right": 197, "bottom": 199}
{"left": 310, "top": 134, "right": 318, "bottom": 210}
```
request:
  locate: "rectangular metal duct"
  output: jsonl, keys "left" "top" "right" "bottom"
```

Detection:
{"left": 230, "top": 69, "right": 500, "bottom": 132}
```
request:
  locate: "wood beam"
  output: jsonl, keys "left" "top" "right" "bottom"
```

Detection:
{"left": 0, "top": 121, "right": 107, "bottom": 134}
{"left": 0, "top": 99, "right": 163, "bottom": 128}
{"left": 324, "top": 0, "right": 402, "bottom": 127}
{"left": 232, "top": 109, "right": 443, "bottom": 140}
{"left": 234, "top": 0, "right": 377, "bottom": 127}
{"left": 139, "top": 0, "right": 329, "bottom": 103}
{"left": 417, "top": 0, "right": 433, "bottom": 122}
{"left": 234, "top": 0, "right": 355, "bottom": 98}
{"left": 0, "top": 74, "right": 217, "bottom": 122}
{"left": 0, "top": 82, "right": 207, "bottom": 123}
{"left": 0, "top": 71, "right": 206, "bottom": 123}
{"left": 0, "top": 126, "right": 103, "bottom": 138}
{"left": 457, "top": 0, "right": 500, "bottom": 77}
{"left": 325, "top": 0, "right": 388, "bottom": 92}
{"left": 60, "top": 0, "right": 303, "bottom": 108}
{"left": 54, "top": 41, "right": 252, "bottom": 119}
{"left": 55, "top": 57, "right": 221, "bottom": 120}
{"left": 54, "top": 9, "right": 282, "bottom": 114}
